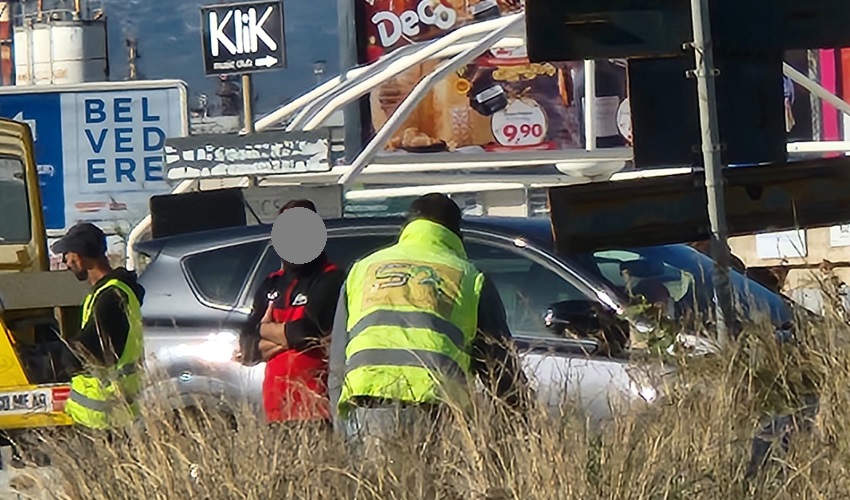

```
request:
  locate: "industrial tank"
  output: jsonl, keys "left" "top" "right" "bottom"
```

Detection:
{"left": 0, "top": 2, "right": 12, "bottom": 86}
{"left": 13, "top": 18, "right": 107, "bottom": 85}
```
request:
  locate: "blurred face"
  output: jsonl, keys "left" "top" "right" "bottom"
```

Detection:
{"left": 62, "top": 252, "right": 89, "bottom": 281}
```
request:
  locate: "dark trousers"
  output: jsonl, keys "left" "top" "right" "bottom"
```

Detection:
{"left": 746, "top": 396, "right": 820, "bottom": 479}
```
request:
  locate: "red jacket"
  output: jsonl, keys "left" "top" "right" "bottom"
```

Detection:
{"left": 260, "top": 261, "right": 342, "bottom": 423}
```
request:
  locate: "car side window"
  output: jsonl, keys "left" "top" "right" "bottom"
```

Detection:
{"left": 0, "top": 157, "right": 30, "bottom": 243}
{"left": 183, "top": 241, "right": 265, "bottom": 307}
{"left": 243, "top": 233, "right": 397, "bottom": 307}
{"left": 465, "top": 240, "right": 587, "bottom": 338}
{"left": 590, "top": 249, "right": 696, "bottom": 320}
{"left": 325, "top": 233, "right": 397, "bottom": 272}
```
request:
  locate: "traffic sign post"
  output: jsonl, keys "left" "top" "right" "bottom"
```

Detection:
{"left": 689, "top": 0, "right": 733, "bottom": 344}
{"left": 242, "top": 74, "right": 255, "bottom": 133}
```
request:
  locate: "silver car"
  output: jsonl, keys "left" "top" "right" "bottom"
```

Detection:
{"left": 134, "top": 216, "right": 792, "bottom": 423}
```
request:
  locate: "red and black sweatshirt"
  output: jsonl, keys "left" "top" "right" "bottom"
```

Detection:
{"left": 239, "top": 253, "right": 345, "bottom": 365}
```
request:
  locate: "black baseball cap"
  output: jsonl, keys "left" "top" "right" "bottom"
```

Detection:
{"left": 279, "top": 199, "right": 316, "bottom": 214}
{"left": 407, "top": 193, "right": 462, "bottom": 236}
{"left": 51, "top": 222, "right": 107, "bottom": 259}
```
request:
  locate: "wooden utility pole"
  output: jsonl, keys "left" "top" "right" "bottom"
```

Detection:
{"left": 242, "top": 74, "right": 255, "bottom": 134}
{"left": 126, "top": 38, "right": 139, "bottom": 80}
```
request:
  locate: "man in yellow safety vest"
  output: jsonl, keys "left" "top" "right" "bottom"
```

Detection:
{"left": 329, "top": 193, "right": 528, "bottom": 451}
{"left": 52, "top": 222, "right": 145, "bottom": 430}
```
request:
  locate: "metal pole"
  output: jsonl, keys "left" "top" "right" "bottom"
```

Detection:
{"left": 690, "top": 0, "right": 733, "bottom": 344}
{"left": 584, "top": 59, "right": 597, "bottom": 151}
{"left": 807, "top": 50, "right": 822, "bottom": 141}
{"left": 242, "top": 74, "right": 255, "bottom": 134}
{"left": 338, "top": 0, "right": 361, "bottom": 163}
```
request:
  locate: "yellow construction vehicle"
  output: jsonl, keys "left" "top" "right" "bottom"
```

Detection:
{"left": 0, "top": 118, "right": 87, "bottom": 433}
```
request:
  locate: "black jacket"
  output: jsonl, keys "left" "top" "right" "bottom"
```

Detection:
{"left": 70, "top": 268, "right": 145, "bottom": 371}
{"left": 239, "top": 254, "right": 345, "bottom": 365}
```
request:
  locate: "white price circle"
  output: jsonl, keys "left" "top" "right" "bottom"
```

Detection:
{"left": 491, "top": 99, "right": 548, "bottom": 147}
{"left": 617, "top": 98, "right": 632, "bottom": 141}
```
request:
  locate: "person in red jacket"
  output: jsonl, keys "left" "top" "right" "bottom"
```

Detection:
{"left": 239, "top": 199, "right": 344, "bottom": 428}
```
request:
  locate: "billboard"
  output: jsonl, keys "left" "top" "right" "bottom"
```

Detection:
{"left": 356, "top": 0, "right": 628, "bottom": 155}
{"left": 164, "top": 130, "right": 331, "bottom": 182}
{"left": 0, "top": 81, "right": 188, "bottom": 234}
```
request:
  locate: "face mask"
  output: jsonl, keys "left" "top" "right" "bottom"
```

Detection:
{"left": 73, "top": 267, "right": 88, "bottom": 282}
{"left": 283, "top": 261, "right": 302, "bottom": 271}
{"left": 65, "top": 256, "right": 88, "bottom": 282}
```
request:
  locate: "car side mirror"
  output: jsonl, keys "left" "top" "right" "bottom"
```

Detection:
{"left": 544, "top": 300, "right": 630, "bottom": 355}
{"left": 544, "top": 300, "right": 602, "bottom": 334}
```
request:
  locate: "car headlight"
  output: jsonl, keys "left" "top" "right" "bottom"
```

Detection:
{"left": 630, "top": 382, "right": 658, "bottom": 403}
{"left": 169, "top": 330, "right": 240, "bottom": 364}
{"left": 627, "top": 367, "right": 664, "bottom": 404}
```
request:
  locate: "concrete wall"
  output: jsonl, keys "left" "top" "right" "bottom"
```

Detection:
{"left": 730, "top": 227, "right": 850, "bottom": 314}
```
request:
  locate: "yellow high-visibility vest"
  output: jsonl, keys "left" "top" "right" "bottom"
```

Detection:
{"left": 65, "top": 278, "right": 144, "bottom": 430}
{"left": 339, "top": 219, "right": 484, "bottom": 416}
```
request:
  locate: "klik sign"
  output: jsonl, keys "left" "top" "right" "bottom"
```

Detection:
{"left": 164, "top": 130, "right": 331, "bottom": 182}
{"left": 200, "top": 0, "right": 286, "bottom": 76}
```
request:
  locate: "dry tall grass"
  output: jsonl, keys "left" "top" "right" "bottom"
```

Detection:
{"left": 11, "top": 313, "right": 850, "bottom": 499}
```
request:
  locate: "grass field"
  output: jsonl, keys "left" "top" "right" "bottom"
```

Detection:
{"left": 11, "top": 312, "right": 850, "bottom": 500}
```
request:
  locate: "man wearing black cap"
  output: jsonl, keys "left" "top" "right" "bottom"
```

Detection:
{"left": 51, "top": 222, "right": 145, "bottom": 430}
{"left": 238, "top": 199, "right": 344, "bottom": 428}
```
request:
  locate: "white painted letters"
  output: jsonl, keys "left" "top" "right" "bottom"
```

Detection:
{"left": 371, "top": 0, "right": 456, "bottom": 47}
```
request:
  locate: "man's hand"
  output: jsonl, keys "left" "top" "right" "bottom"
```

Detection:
{"left": 261, "top": 301, "right": 275, "bottom": 323}
{"left": 260, "top": 322, "right": 288, "bottom": 346}
{"left": 259, "top": 300, "right": 288, "bottom": 346}
{"left": 259, "top": 338, "right": 285, "bottom": 361}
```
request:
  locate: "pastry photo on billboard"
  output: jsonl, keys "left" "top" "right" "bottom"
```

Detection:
{"left": 372, "top": 47, "right": 582, "bottom": 154}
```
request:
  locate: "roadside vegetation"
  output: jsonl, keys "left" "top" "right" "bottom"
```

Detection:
{"left": 10, "top": 300, "right": 850, "bottom": 499}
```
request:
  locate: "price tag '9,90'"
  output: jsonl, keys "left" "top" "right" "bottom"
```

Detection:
{"left": 491, "top": 98, "right": 548, "bottom": 147}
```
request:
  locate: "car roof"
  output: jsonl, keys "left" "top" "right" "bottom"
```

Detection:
{"left": 135, "top": 216, "right": 557, "bottom": 258}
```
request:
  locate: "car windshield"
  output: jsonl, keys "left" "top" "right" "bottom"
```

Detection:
{"left": 568, "top": 244, "right": 793, "bottom": 326}
{"left": 0, "top": 157, "right": 30, "bottom": 244}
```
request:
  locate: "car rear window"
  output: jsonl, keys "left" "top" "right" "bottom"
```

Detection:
{"left": 183, "top": 241, "right": 265, "bottom": 306}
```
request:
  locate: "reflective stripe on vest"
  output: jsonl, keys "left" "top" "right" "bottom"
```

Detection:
{"left": 339, "top": 219, "right": 484, "bottom": 412}
{"left": 348, "top": 310, "right": 467, "bottom": 350}
{"left": 67, "top": 278, "right": 144, "bottom": 429}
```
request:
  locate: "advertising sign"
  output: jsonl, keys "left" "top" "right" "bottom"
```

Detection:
{"left": 164, "top": 130, "right": 331, "bottom": 182}
{"left": 242, "top": 185, "right": 343, "bottom": 223}
{"left": 755, "top": 230, "right": 807, "bottom": 260}
{"left": 200, "top": 1, "right": 286, "bottom": 75}
{"left": 357, "top": 0, "right": 625, "bottom": 155}
{"left": 830, "top": 224, "right": 850, "bottom": 247}
{"left": 0, "top": 81, "right": 188, "bottom": 233}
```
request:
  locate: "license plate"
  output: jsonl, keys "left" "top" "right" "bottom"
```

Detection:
{"left": 0, "top": 389, "right": 53, "bottom": 415}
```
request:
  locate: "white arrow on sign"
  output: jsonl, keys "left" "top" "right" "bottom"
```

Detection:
{"left": 13, "top": 111, "right": 37, "bottom": 141}
{"left": 255, "top": 55, "right": 278, "bottom": 68}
